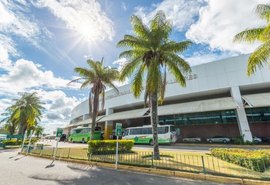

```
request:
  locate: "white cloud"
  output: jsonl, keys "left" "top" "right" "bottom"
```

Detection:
{"left": 0, "top": 34, "right": 16, "bottom": 69}
{"left": 0, "top": 59, "right": 79, "bottom": 94}
{"left": 112, "top": 58, "right": 129, "bottom": 86}
{"left": 186, "top": 0, "right": 268, "bottom": 53}
{"left": 33, "top": 89, "right": 80, "bottom": 133}
{"left": 0, "top": 58, "right": 82, "bottom": 134}
{"left": 184, "top": 52, "right": 236, "bottom": 66}
{"left": 33, "top": 0, "right": 115, "bottom": 42}
{"left": 134, "top": 0, "right": 206, "bottom": 31}
{"left": 0, "top": 0, "right": 41, "bottom": 40}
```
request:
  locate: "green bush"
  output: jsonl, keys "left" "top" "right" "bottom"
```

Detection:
{"left": 88, "top": 140, "right": 134, "bottom": 154}
{"left": 3, "top": 138, "right": 39, "bottom": 146}
{"left": 211, "top": 148, "right": 270, "bottom": 172}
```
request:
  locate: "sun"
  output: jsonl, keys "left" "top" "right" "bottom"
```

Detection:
{"left": 76, "top": 23, "right": 99, "bottom": 43}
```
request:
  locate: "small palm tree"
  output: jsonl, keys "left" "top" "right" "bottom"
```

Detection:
{"left": 234, "top": 4, "right": 270, "bottom": 75}
{"left": 7, "top": 92, "right": 43, "bottom": 135}
{"left": 117, "top": 11, "right": 192, "bottom": 159}
{"left": 1, "top": 108, "right": 19, "bottom": 135}
{"left": 35, "top": 125, "right": 44, "bottom": 138}
{"left": 70, "top": 59, "right": 119, "bottom": 140}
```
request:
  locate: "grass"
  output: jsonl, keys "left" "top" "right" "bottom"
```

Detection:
{"left": 27, "top": 147, "right": 270, "bottom": 180}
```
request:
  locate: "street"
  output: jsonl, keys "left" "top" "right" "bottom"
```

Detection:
{"left": 40, "top": 139, "right": 270, "bottom": 153}
{"left": 0, "top": 150, "right": 235, "bottom": 185}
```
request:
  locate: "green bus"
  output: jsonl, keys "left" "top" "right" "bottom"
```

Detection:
{"left": 68, "top": 127, "right": 103, "bottom": 143}
{"left": 122, "top": 125, "right": 179, "bottom": 145}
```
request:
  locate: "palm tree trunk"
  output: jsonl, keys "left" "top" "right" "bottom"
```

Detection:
{"left": 150, "top": 92, "right": 160, "bottom": 160}
{"left": 18, "top": 123, "right": 26, "bottom": 135}
{"left": 91, "top": 90, "right": 99, "bottom": 140}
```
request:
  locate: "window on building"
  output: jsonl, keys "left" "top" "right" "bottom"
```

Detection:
{"left": 245, "top": 107, "right": 270, "bottom": 123}
{"left": 169, "top": 110, "right": 237, "bottom": 126}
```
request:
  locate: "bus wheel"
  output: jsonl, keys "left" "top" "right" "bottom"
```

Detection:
{"left": 82, "top": 138, "right": 85, "bottom": 143}
{"left": 149, "top": 139, "right": 154, "bottom": 146}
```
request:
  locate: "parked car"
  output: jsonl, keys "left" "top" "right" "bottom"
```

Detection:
{"left": 182, "top": 137, "right": 201, "bottom": 143}
{"left": 253, "top": 136, "right": 262, "bottom": 144}
{"left": 206, "top": 136, "right": 230, "bottom": 144}
{"left": 261, "top": 137, "right": 270, "bottom": 143}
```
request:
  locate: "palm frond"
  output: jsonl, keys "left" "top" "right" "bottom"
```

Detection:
{"left": 234, "top": 28, "right": 265, "bottom": 43}
{"left": 164, "top": 53, "right": 191, "bottom": 73}
{"left": 256, "top": 4, "right": 270, "bottom": 22}
{"left": 131, "top": 64, "right": 145, "bottom": 98}
{"left": 119, "top": 56, "right": 143, "bottom": 81}
{"left": 161, "top": 41, "right": 192, "bottom": 53}
{"left": 131, "top": 15, "right": 150, "bottom": 39}
{"left": 166, "top": 60, "right": 186, "bottom": 87}
{"left": 247, "top": 41, "right": 270, "bottom": 75}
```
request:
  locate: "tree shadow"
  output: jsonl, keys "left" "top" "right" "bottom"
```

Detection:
{"left": 29, "top": 163, "right": 209, "bottom": 185}
{"left": 14, "top": 155, "right": 26, "bottom": 161}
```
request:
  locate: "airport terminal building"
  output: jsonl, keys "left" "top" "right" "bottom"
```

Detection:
{"left": 64, "top": 55, "right": 270, "bottom": 141}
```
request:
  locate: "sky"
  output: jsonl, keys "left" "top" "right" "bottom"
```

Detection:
{"left": 0, "top": 0, "right": 267, "bottom": 134}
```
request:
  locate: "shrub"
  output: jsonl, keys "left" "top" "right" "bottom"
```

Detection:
{"left": 211, "top": 148, "right": 270, "bottom": 172}
{"left": 3, "top": 138, "right": 39, "bottom": 146}
{"left": 88, "top": 140, "right": 134, "bottom": 154}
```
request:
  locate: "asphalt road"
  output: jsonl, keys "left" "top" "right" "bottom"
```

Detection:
{"left": 41, "top": 139, "right": 269, "bottom": 153}
{"left": 0, "top": 150, "right": 235, "bottom": 185}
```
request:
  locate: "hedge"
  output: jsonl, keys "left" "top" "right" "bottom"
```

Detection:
{"left": 2, "top": 138, "right": 39, "bottom": 146}
{"left": 88, "top": 140, "right": 134, "bottom": 154}
{"left": 211, "top": 148, "right": 270, "bottom": 172}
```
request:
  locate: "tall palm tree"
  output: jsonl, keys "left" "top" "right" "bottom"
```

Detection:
{"left": 70, "top": 59, "right": 119, "bottom": 140}
{"left": 234, "top": 4, "right": 270, "bottom": 75}
{"left": 117, "top": 11, "right": 192, "bottom": 159}
{"left": 10, "top": 92, "right": 43, "bottom": 135}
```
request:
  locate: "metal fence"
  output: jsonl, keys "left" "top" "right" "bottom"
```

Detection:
{"left": 22, "top": 145, "right": 270, "bottom": 181}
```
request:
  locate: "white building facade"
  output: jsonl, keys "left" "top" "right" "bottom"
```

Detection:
{"left": 65, "top": 55, "right": 270, "bottom": 142}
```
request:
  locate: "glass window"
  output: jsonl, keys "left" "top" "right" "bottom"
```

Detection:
{"left": 141, "top": 128, "right": 148, "bottom": 134}
{"left": 168, "top": 109, "right": 237, "bottom": 126}
{"left": 245, "top": 107, "right": 270, "bottom": 123}
{"left": 158, "top": 126, "right": 169, "bottom": 134}
{"left": 123, "top": 129, "right": 129, "bottom": 136}
{"left": 170, "top": 126, "right": 176, "bottom": 132}
{"left": 130, "top": 128, "right": 141, "bottom": 135}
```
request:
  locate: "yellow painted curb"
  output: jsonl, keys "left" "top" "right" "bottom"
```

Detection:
{"left": 243, "top": 179, "right": 270, "bottom": 185}
{"left": 24, "top": 153, "right": 270, "bottom": 185}
{"left": 174, "top": 143, "right": 270, "bottom": 148}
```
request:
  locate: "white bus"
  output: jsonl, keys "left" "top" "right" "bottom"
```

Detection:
{"left": 122, "top": 125, "right": 179, "bottom": 145}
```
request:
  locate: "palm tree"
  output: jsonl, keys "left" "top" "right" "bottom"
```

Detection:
{"left": 234, "top": 4, "right": 270, "bottom": 75}
{"left": 117, "top": 11, "right": 192, "bottom": 159}
{"left": 70, "top": 59, "right": 119, "bottom": 140}
{"left": 34, "top": 125, "right": 44, "bottom": 138}
{"left": 9, "top": 92, "right": 43, "bottom": 135}
{"left": 1, "top": 108, "right": 19, "bottom": 135}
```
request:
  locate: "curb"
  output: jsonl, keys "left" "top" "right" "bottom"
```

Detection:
{"left": 173, "top": 143, "right": 270, "bottom": 148}
{"left": 24, "top": 153, "right": 270, "bottom": 185}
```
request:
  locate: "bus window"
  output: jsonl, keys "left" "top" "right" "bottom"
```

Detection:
{"left": 157, "top": 126, "right": 169, "bottom": 134}
{"left": 123, "top": 129, "right": 129, "bottom": 136}
{"left": 76, "top": 129, "right": 83, "bottom": 134}
{"left": 130, "top": 128, "right": 141, "bottom": 135}
{"left": 170, "top": 126, "right": 176, "bottom": 132}
{"left": 141, "top": 128, "right": 148, "bottom": 134}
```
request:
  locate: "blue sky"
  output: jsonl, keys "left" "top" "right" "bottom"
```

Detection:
{"left": 0, "top": 0, "right": 267, "bottom": 133}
